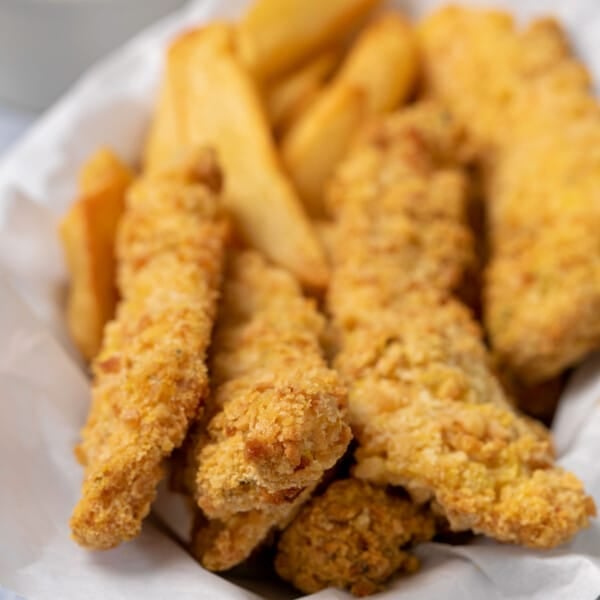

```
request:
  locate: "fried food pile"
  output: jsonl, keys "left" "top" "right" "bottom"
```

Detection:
{"left": 324, "top": 104, "right": 594, "bottom": 554}
{"left": 420, "top": 8, "right": 600, "bottom": 384}
{"left": 60, "top": 1, "right": 598, "bottom": 597}
{"left": 188, "top": 250, "right": 351, "bottom": 570}
{"left": 70, "top": 150, "right": 228, "bottom": 549}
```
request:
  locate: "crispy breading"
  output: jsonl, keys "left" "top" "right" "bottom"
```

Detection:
{"left": 59, "top": 149, "right": 133, "bottom": 361}
{"left": 187, "top": 251, "right": 351, "bottom": 569}
{"left": 191, "top": 486, "right": 314, "bottom": 572}
{"left": 420, "top": 8, "right": 600, "bottom": 382}
{"left": 342, "top": 293, "right": 595, "bottom": 548}
{"left": 282, "top": 13, "right": 419, "bottom": 217}
{"left": 327, "top": 104, "right": 595, "bottom": 548}
{"left": 70, "top": 149, "right": 228, "bottom": 550}
{"left": 327, "top": 103, "right": 474, "bottom": 332}
{"left": 275, "top": 479, "right": 435, "bottom": 597}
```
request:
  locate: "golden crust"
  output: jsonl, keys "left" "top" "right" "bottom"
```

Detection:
{"left": 275, "top": 479, "right": 435, "bottom": 597}
{"left": 420, "top": 7, "right": 600, "bottom": 382}
{"left": 193, "top": 251, "right": 351, "bottom": 519}
{"left": 326, "top": 104, "right": 595, "bottom": 549}
{"left": 191, "top": 486, "right": 314, "bottom": 572}
{"left": 70, "top": 149, "right": 228, "bottom": 549}
{"left": 326, "top": 103, "right": 474, "bottom": 333}
{"left": 344, "top": 294, "right": 595, "bottom": 548}
{"left": 188, "top": 251, "right": 351, "bottom": 569}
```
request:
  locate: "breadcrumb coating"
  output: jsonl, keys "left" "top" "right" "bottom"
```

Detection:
{"left": 344, "top": 294, "right": 594, "bottom": 547}
{"left": 276, "top": 479, "right": 435, "bottom": 597}
{"left": 327, "top": 104, "right": 595, "bottom": 548}
{"left": 191, "top": 486, "right": 314, "bottom": 572}
{"left": 420, "top": 7, "right": 600, "bottom": 382}
{"left": 189, "top": 250, "right": 350, "bottom": 569}
{"left": 70, "top": 149, "right": 228, "bottom": 549}
{"left": 327, "top": 103, "right": 473, "bottom": 334}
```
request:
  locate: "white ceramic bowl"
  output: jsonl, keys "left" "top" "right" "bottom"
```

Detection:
{"left": 0, "top": 0, "right": 187, "bottom": 110}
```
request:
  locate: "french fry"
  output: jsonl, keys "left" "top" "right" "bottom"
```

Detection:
{"left": 59, "top": 149, "right": 133, "bottom": 361}
{"left": 238, "top": 0, "right": 380, "bottom": 83}
{"left": 145, "top": 25, "right": 328, "bottom": 289}
{"left": 266, "top": 49, "right": 341, "bottom": 137}
{"left": 281, "top": 14, "right": 419, "bottom": 217}
{"left": 143, "top": 78, "right": 181, "bottom": 175}
{"left": 282, "top": 86, "right": 366, "bottom": 214}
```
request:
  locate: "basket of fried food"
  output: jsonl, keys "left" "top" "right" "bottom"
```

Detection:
{"left": 60, "top": 0, "right": 599, "bottom": 596}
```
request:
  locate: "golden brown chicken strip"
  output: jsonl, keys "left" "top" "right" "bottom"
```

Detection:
{"left": 59, "top": 149, "right": 133, "bottom": 361}
{"left": 70, "top": 149, "right": 228, "bottom": 549}
{"left": 187, "top": 250, "right": 351, "bottom": 569}
{"left": 420, "top": 8, "right": 600, "bottom": 383}
{"left": 327, "top": 104, "right": 474, "bottom": 331}
{"left": 276, "top": 479, "right": 435, "bottom": 597}
{"left": 191, "top": 486, "right": 314, "bottom": 572}
{"left": 192, "top": 251, "right": 350, "bottom": 519}
{"left": 326, "top": 104, "right": 595, "bottom": 549}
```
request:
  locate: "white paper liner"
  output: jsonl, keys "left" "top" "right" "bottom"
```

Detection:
{"left": 1, "top": 1, "right": 600, "bottom": 598}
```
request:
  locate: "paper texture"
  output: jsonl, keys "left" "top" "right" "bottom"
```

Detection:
{"left": 1, "top": 1, "right": 600, "bottom": 598}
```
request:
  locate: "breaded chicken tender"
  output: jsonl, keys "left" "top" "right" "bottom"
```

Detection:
{"left": 70, "top": 149, "right": 228, "bottom": 550}
{"left": 189, "top": 251, "right": 351, "bottom": 569}
{"left": 326, "top": 104, "right": 473, "bottom": 332}
{"left": 276, "top": 479, "right": 435, "bottom": 597}
{"left": 342, "top": 293, "right": 594, "bottom": 548}
{"left": 420, "top": 8, "right": 600, "bottom": 382}
{"left": 191, "top": 486, "right": 314, "bottom": 572}
{"left": 327, "top": 104, "right": 595, "bottom": 548}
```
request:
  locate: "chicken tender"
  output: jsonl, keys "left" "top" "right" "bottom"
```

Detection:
{"left": 188, "top": 251, "right": 351, "bottom": 568}
{"left": 275, "top": 479, "right": 435, "bottom": 597}
{"left": 59, "top": 149, "right": 133, "bottom": 361}
{"left": 191, "top": 486, "right": 314, "bottom": 572}
{"left": 327, "top": 103, "right": 474, "bottom": 332}
{"left": 420, "top": 8, "right": 600, "bottom": 382}
{"left": 327, "top": 104, "right": 595, "bottom": 548}
{"left": 70, "top": 149, "right": 228, "bottom": 549}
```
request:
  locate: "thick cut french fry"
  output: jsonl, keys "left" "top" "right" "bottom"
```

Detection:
{"left": 281, "top": 14, "right": 419, "bottom": 217}
{"left": 146, "top": 25, "right": 328, "bottom": 289}
{"left": 282, "top": 85, "right": 366, "bottom": 212}
{"left": 143, "top": 78, "right": 181, "bottom": 175}
{"left": 59, "top": 149, "right": 133, "bottom": 361}
{"left": 266, "top": 49, "right": 341, "bottom": 137}
{"left": 238, "top": 0, "right": 380, "bottom": 83}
